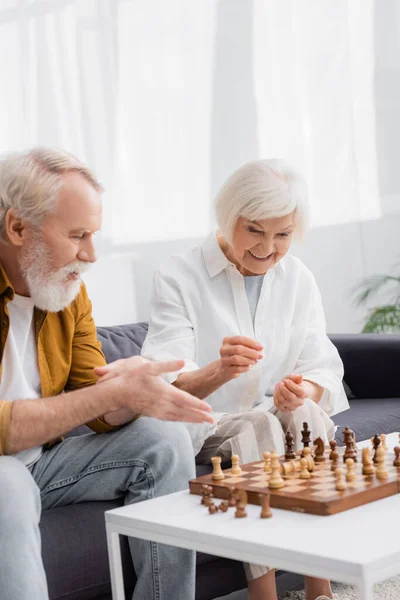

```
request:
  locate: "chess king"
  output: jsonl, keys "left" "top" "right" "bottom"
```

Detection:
{"left": 143, "top": 159, "right": 349, "bottom": 600}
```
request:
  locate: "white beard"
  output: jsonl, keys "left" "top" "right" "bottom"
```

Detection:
{"left": 19, "top": 236, "right": 91, "bottom": 312}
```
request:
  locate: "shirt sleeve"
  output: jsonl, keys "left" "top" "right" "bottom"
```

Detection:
{"left": 291, "top": 275, "right": 349, "bottom": 416}
{"left": 0, "top": 400, "right": 13, "bottom": 455}
{"left": 65, "top": 284, "right": 120, "bottom": 434}
{"left": 141, "top": 269, "right": 200, "bottom": 383}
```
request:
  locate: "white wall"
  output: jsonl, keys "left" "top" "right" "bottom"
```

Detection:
{"left": 106, "top": 210, "right": 394, "bottom": 334}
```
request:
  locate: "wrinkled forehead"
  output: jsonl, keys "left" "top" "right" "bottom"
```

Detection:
{"left": 44, "top": 172, "right": 102, "bottom": 231}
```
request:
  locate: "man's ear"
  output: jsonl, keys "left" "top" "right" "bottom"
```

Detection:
{"left": 5, "top": 209, "right": 28, "bottom": 247}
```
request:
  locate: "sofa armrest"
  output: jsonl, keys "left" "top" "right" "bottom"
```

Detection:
{"left": 329, "top": 334, "right": 399, "bottom": 399}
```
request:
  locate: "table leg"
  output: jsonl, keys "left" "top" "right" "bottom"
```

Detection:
{"left": 358, "top": 579, "right": 374, "bottom": 600}
{"left": 106, "top": 526, "right": 125, "bottom": 600}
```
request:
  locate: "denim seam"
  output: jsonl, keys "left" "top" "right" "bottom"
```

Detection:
{"left": 41, "top": 458, "right": 162, "bottom": 598}
{"left": 40, "top": 459, "right": 149, "bottom": 494}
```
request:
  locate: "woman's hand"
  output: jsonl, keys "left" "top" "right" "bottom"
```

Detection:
{"left": 174, "top": 336, "right": 263, "bottom": 400}
{"left": 274, "top": 374, "right": 306, "bottom": 412}
{"left": 274, "top": 374, "right": 324, "bottom": 412}
{"left": 219, "top": 336, "right": 263, "bottom": 381}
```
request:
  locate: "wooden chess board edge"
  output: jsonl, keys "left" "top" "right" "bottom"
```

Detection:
{"left": 189, "top": 478, "right": 400, "bottom": 516}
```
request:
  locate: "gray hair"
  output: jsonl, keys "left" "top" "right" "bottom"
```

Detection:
{"left": 0, "top": 147, "right": 103, "bottom": 238}
{"left": 215, "top": 159, "right": 309, "bottom": 242}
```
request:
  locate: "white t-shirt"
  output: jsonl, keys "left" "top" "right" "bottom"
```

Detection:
{"left": 0, "top": 294, "right": 42, "bottom": 466}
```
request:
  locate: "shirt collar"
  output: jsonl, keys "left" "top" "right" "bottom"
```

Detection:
{"left": 201, "top": 231, "right": 286, "bottom": 278}
{"left": 0, "top": 262, "right": 15, "bottom": 300}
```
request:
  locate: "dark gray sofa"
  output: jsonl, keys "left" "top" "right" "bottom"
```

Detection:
{"left": 40, "top": 325, "right": 400, "bottom": 600}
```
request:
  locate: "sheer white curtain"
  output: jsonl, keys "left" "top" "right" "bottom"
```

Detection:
{"left": 253, "top": 0, "right": 380, "bottom": 228}
{"left": 0, "top": 0, "right": 380, "bottom": 244}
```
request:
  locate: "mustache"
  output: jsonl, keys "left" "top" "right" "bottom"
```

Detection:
{"left": 60, "top": 261, "right": 91, "bottom": 276}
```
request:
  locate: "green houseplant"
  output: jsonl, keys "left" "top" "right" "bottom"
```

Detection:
{"left": 352, "top": 267, "right": 400, "bottom": 333}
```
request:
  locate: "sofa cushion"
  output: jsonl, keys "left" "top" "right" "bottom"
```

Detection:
{"left": 329, "top": 334, "right": 400, "bottom": 399}
{"left": 333, "top": 397, "right": 400, "bottom": 443}
{"left": 97, "top": 323, "right": 148, "bottom": 363}
{"left": 41, "top": 501, "right": 135, "bottom": 600}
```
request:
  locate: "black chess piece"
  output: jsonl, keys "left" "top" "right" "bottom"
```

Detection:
{"left": 373, "top": 434, "right": 381, "bottom": 464}
{"left": 329, "top": 440, "right": 337, "bottom": 461}
{"left": 343, "top": 427, "right": 357, "bottom": 462}
{"left": 285, "top": 430, "right": 296, "bottom": 460}
{"left": 301, "top": 422, "right": 311, "bottom": 457}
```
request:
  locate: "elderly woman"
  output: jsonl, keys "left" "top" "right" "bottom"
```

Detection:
{"left": 142, "top": 159, "right": 349, "bottom": 600}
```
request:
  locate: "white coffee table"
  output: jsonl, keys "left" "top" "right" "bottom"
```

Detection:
{"left": 105, "top": 432, "right": 400, "bottom": 600}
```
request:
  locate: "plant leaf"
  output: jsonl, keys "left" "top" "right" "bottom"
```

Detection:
{"left": 362, "top": 305, "right": 400, "bottom": 333}
{"left": 351, "top": 275, "right": 400, "bottom": 308}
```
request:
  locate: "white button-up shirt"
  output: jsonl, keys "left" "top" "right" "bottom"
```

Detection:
{"left": 142, "top": 232, "right": 349, "bottom": 454}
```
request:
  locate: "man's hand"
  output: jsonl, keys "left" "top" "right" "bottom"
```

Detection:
{"left": 94, "top": 356, "right": 214, "bottom": 424}
{"left": 94, "top": 355, "right": 148, "bottom": 382}
{"left": 219, "top": 336, "right": 263, "bottom": 380}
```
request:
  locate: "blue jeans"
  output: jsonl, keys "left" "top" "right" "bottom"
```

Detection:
{"left": 0, "top": 418, "right": 196, "bottom": 600}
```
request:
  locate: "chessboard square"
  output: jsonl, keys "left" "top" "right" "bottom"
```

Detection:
{"left": 249, "top": 475, "right": 269, "bottom": 482}
{"left": 248, "top": 482, "right": 269, "bottom": 489}
{"left": 223, "top": 477, "right": 248, "bottom": 483}
{"left": 312, "top": 483, "right": 334, "bottom": 490}
{"left": 249, "top": 462, "right": 264, "bottom": 469}
{"left": 348, "top": 481, "right": 361, "bottom": 489}
{"left": 284, "top": 481, "right": 304, "bottom": 488}
{"left": 283, "top": 485, "right": 306, "bottom": 493}
{"left": 311, "top": 470, "right": 328, "bottom": 478}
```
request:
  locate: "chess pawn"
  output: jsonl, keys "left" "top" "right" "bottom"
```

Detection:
{"left": 372, "top": 434, "right": 381, "bottom": 463}
{"left": 393, "top": 447, "right": 400, "bottom": 468}
{"left": 300, "top": 457, "right": 311, "bottom": 479}
{"left": 335, "top": 468, "right": 347, "bottom": 491}
{"left": 202, "top": 485, "right": 213, "bottom": 506}
{"left": 218, "top": 501, "right": 229, "bottom": 513}
{"left": 281, "top": 459, "right": 300, "bottom": 476}
{"left": 227, "top": 487, "right": 237, "bottom": 508}
{"left": 330, "top": 449, "right": 340, "bottom": 472}
{"left": 329, "top": 440, "right": 337, "bottom": 461}
{"left": 303, "top": 447, "right": 314, "bottom": 472}
{"left": 211, "top": 456, "right": 225, "bottom": 481}
{"left": 343, "top": 427, "right": 357, "bottom": 462}
{"left": 235, "top": 490, "right": 248, "bottom": 518}
{"left": 380, "top": 434, "right": 388, "bottom": 451}
{"left": 375, "top": 446, "right": 388, "bottom": 480}
{"left": 268, "top": 451, "right": 285, "bottom": 489}
{"left": 231, "top": 454, "right": 242, "bottom": 476}
{"left": 201, "top": 484, "right": 209, "bottom": 505}
{"left": 259, "top": 493, "right": 273, "bottom": 518}
{"left": 263, "top": 451, "right": 272, "bottom": 473}
{"left": 345, "top": 458, "right": 356, "bottom": 482}
{"left": 285, "top": 430, "right": 296, "bottom": 460}
{"left": 362, "top": 447, "right": 375, "bottom": 476}
{"left": 208, "top": 503, "right": 218, "bottom": 515}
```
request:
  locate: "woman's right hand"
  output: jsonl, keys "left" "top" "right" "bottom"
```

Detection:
{"left": 219, "top": 336, "right": 264, "bottom": 380}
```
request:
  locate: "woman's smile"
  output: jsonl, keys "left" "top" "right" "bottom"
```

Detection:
{"left": 247, "top": 249, "right": 274, "bottom": 261}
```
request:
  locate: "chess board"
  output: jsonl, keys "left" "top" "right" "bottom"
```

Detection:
{"left": 189, "top": 450, "right": 400, "bottom": 516}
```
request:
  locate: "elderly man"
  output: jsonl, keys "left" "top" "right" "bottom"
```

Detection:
{"left": 0, "top": 148, "right": 213, "bottom": 600}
